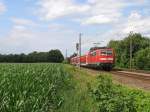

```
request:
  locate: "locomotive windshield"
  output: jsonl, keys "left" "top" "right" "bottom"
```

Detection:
{"left": 107, "top": 50, "right": 113, "bottom": 56}
{"left": 101, "top": 50, "right": 112, "bottom": 56}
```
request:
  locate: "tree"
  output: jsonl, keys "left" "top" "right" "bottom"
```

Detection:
{"left": 135, "top": 48, "right": 150, "bottom": 70}
{"left": 0, "top": 49, "right": 64, "bottom": 63}
{"left": 108, "top": 33, "right": 150, "bottom": 70}
{"left": 47, "top": 49, "right": 64, "bottom": 63}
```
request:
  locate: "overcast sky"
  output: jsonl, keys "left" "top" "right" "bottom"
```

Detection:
{"left": 0, "top": 0, "right": 150, "bottom": 55}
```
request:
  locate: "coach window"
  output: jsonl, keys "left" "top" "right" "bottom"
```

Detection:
{"left": 90, "top": 52, "right": 96, "bottom": 56}
{"left": 93, "top": 52, "right": 96, "bottom": 56}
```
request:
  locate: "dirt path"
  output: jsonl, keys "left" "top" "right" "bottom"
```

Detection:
{"left": 81, "top": 68, "right": 150, "bottom": 91}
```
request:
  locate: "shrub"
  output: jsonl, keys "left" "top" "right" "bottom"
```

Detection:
{"left": 89, "top": 75, "right": 150, "bottom": 112}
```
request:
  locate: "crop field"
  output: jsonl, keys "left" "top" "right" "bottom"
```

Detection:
{"left": 0, "top": 63, "right": 73, "bottom": 112}
{"left": 0, "top": 63, "right": 150, "bottom": 112}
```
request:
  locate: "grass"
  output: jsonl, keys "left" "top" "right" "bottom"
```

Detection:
{"left": 58, "top": 65, "right": 98, "bottom": 112}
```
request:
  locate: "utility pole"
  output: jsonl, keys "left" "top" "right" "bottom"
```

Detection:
{"left": 76, "top": 43, "right": 79, "bottom": 67}
{"left": 79, "top": 33, "right": 82, "bottom": 68}
{"left": 65, "top": 49, "right": 67, "bottom": 59}
{"left": 130, "top": 31, "right": 133, "bottom": 70}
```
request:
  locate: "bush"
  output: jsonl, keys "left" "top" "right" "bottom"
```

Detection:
{"left": 89, "top": 75, "right": 150, "bottom": 112}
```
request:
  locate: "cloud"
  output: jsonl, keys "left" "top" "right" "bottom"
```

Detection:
{"left": 123, "top": 11, "right": 150, "bottom": 35}
{"left": 99, "top": 11, "right": 150, "bottom": 42}
{"left": 0, "top": 2, "right": 6, "bottom": 14}
{"left": 36, "top": 0, "right": 125, "bottom": 24}
{"left": 37, "top": 0, "right": 146, "bottom": 25}
{"left": 84, "top": 0, "right": 124, "bottom": 24}
{"left": 48, "top": 23, "right": 66, "bottom": 31}
{"left": 11, "top": 17, "right": 37, "bottom": 26}
{"left": 81, "top": 0, "right": 148, "bottom": 25}
{"left": 82, "top": 15, "right": 115, "bottom": 25}
{"left": 37, "top": 0, "right": 90, "bottom": 20}
{"left": 36, "top": 0, "right": 150, "bottom": 26}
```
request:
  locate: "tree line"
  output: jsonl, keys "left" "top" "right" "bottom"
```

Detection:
{"left": 0, "top": 49, "right": 64, "bottom": 63}
{"left": 108, "top": 33, "right": 150, "bottom": 70}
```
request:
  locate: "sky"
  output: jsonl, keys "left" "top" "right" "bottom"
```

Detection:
{"left": 0, "top": 0, "right": 150, "bottom": 55}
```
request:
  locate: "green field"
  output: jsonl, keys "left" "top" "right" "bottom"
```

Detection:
{"left": 0, "top": 63, "right": 150, "bottom": 112}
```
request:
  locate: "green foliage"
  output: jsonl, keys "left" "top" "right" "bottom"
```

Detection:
{"left": 0, "top": 49, "right": 64, "bottom": 63}
{"left": 108, "top": 33, "right": 150, "bottom": 70}
{"left": 89, "top": 75, "right": 150, "bottom": 112}
{"left": 58, "top": 65, "right": 98, "bottom": 112}
{"left": 48, "top": 49, "right": 64, "bottom": 63}
{"left": 0, "top": 64, "right": 72, "bottom": 112}
{"left": 135, "top": 48, "right": 150, "bottom": 70}
{"left": 62, "top": 59, "right": 69, "bottom": 64}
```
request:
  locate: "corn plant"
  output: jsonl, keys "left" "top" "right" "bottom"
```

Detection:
{"left": 0, "top": 63, "right": 72, "bottom": 112}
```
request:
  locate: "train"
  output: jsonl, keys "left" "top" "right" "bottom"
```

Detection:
{"left": 70, "top": 47, "right": 115, "bottom": 71}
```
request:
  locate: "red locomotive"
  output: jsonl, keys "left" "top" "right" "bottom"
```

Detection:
{"left": 70, "top": 47, "right": 115, "bottom": 71}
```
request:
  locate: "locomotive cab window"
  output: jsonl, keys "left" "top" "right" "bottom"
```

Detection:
{"left": 107, "top": 50, "right": 113, "bottom": 56}
{"left": 101, "top": 50, "right": 113, "bottom": 56}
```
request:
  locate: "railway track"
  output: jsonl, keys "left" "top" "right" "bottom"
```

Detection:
{"left": 93, "top": 68, "right": 150, "bottom": 81}
{"left": 111, "top": 70, "right": 150, "bottom": 81}
{"left": 82, "top": 67, "right": 150, "bottom": 81}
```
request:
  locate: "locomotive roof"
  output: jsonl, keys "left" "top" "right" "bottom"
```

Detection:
{"left": 89, "top": 47, "right": 111, "bottom": 51}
